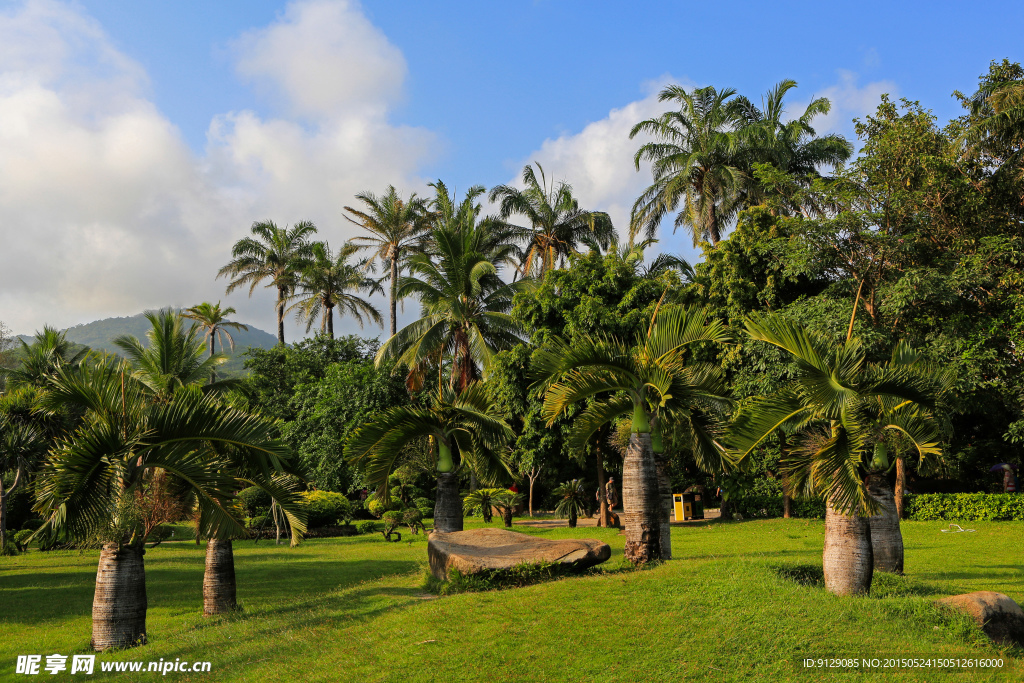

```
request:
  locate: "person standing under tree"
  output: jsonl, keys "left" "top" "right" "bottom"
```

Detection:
{"left": 605, "top": 477, "right": 619, "bottom": 510}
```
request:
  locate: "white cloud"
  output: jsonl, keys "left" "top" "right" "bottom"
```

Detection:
{"left": 232, "top": 0, "right": 405, "bottom": 121}
{"left": 0, "top": 0, "right": 434, "bottom": 339}
{"left": 795, "top": 70, "right": 897, "bottom": 139}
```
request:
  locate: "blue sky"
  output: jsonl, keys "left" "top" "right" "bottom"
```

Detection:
{"left": 2, "top": 0, "right": 1021, "bottom": 337}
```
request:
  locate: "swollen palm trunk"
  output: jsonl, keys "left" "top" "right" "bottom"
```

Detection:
{"left": 91, "top": 544, "right": 147, "bottom": 650}
{"left": 655, "top": 452, "right": 672, "bottom": 560}
{"left": 433, "top": 473, "right": 463, "bottom": 533}
{"left": 866, "top": 474, "right": 904, "bottom": 574}
{"left": 622, "top": 432, "right": 662, "bottom": 564}
{"left": 203, "top": 539, "right": 237, "bottom": 615}
{"left": 822, "top": 500, "right": 873, "bottom": 596}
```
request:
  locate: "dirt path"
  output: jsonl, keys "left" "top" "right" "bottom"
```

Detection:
{"left": 514, "top": 508, "right": 722, "bottom": 529}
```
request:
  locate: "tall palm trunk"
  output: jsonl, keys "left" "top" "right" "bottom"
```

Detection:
{"left": 389, "top": 258, "right": 398, "bottom": 337}
{"left": 866, "top": 473, "right": 904, "bottom": 574}
{"left": 203, "top": 539, "right": 237, "bottom": 615}
{"left": 276, "top": 286, "right": 287, "bottom": 345}
{"left": 822, "top": 498, "right": 873, "bottom": 596}
{"left": 894, "top": 457, "right": 907, "bottom": 519}
{"left": 433, "top": 472, "right": 463, "bottom": 533}
{"left": 654, "top": 450, "right": 672, "bottom": 560}
{"left": 622, "top": 432, "right": 662, "bottom": 564}
{"left": 325, "top": 304, "right": 334, "bottom": 339}
{"left": 92, "top": 543, "right": 147, "bottom": 650}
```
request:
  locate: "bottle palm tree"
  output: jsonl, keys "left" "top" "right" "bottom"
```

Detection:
{"left": 552, "top": 479, "right": 588, "bottom": 528}
{"left": 288, "top": 242, "right": 384, "bottom": 339}
{"left": 346, "top": 382, "right": 514, "bottom": 533}
{"left": 343, "top": 187, "right": 431, "bottom": 337}
{"left": 489, "top": 163, "right": 616, "bottom": 278}
{"left": 376, "top": 185, "right": 525, "bottom": 392}
{"left": 726, "top": 314, "right": 951, "bottom": 595}
{"left": 181, "top": 302, "right": 249, "bottom": 361}
{"left": 534, "top": 305, "right": 734, "bottom": 564}
{"left": 33, "top": 359, "right": 298, "bottom": 649}
{"left": 630, "top": 85, "right": 749, "bottom": 246}
{"left": 217, "top": 220, "right": 318, "bottom": 345}
{"left": 113, "top": 310, "right": 229, "bottom": 400}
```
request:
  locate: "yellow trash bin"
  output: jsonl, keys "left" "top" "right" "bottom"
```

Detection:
{"left": 673, "top": 494, "right": 684, "bottom": 521}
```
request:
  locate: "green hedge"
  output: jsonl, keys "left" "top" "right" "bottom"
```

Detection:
{"left": 729, "top": 495, "right": 825, "bottom": 519}
{"left": 905, "top": 493, "right": 1024, "bottom": 521}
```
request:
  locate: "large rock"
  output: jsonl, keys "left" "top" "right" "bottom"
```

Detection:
{"left": 937, "top": 591, "right": 1024, "bottom": 646}
{"left": 428, "top": 528, "right": 611, "bottom": 581}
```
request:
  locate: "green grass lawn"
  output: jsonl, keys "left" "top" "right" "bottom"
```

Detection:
{"left": 2, "top": 519, "right": 1022, "bottom": 682}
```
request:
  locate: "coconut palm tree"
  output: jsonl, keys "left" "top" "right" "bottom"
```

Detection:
{"left": 181, "top": 302, "right": 249, "bottom": 361}
{"left": 630, "top": 85, "right": 749, "bottom": 246}
{"left": 344, "top": 187, "right": 431, "bottom": 337}
{"left": 33, "top": 359, "right": 296, "bottom": 649}
{"left": 0, "top": 326, "right": 88, "bottom": 389}
{"left": 726, "top": 314, "right": 951, "bottom": 595}
{"left": 737, "top": 80, "right": 853, "bottom": 213}
{"left": 376, "top": 185, "right": 525, "bottom": 392}
{"left": 114, "top": 310, "right": 229, "bottom": 400}
{"left": 346, "top": 382, "right": 514, "bottom": 533}
{"left": 489, "top": 163, "right": 616, "bottom": 278}
{"left": 217, "top": 220, "right": 318, "bottom": 345}
{"left": 534, "top": 305, "right": 734, "bottom": 564}
{"left": 288, "top": 242, "right": 384, "bottom": 339}
{"left": 961, "top": 77, "right": 1024, "bottom": 182}
{"left": 553, "top": 479, "right": 588, "bottom": 528}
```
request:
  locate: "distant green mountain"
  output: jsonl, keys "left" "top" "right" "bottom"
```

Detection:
{"left": 16, "top": 310, "right": 277, "bottom": 377}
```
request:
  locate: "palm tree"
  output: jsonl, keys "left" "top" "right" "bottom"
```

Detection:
{"left": 0, "top": 326, "right": 88, "bottom": 389}
{"left": 288, "top": 242, "right": 384, "bottom": 339}
{"left": 463, "top": 487, "right": 500, "bottom": 523}
{"left": 344, "top": 187, "right": 431, "bottom": 337}
{"left": 736, "top": 80, "right": 853, "bottom": 214}
{"left": 0, "top": 414, "right": 46, "bottom": 548}
{"left": 961, "top": 78, "right": 1024, "bottom": 182}
{"left": 491, "top": 489, "right": 523, "bottom": 528}
{"left": 489, "top": 163, "right": 616, "bottom": 278}
{"left": 726, "top": 314, "right": 950, "bottom": 595}
{"left": 217, "top": 220, "right": 318, "bottom": 345}
{"left": 33, "top": 359, "right": 297, "bottom": 649}
{"left": 376, "top": 185, "right": 524, "bottom": 392}
{"left": 534, "top": 305, "right": 734, "bottom": 564}
{"left": 181, "top": 302, "right": 249, "bottom": 361}
{"left": 113, "top": 310, "right": 229, "bottom": 400}
{"left": 553, "top": 479, "right": 588, "bottom": 528}
{"left": 346, "top": 382, "right": 513, "bottom": 533}
{"left": 630, "top": 85, "right": 749, "bottom": 246}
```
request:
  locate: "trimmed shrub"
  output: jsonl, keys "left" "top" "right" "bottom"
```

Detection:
{"left": 381, "top": 510, "right": 403, "bottom": 541}
{"left": 247, "top": 515, "right": 269, "bottom": 530}
{"left": 238, "top": 487, "right": 272, "bottom": 517}
{"left": 403, "top": 508, "right": 425, "bottom": 534}
{"left": 729, "top": 495, "right": 825, "bottom": 519}
{"left": 905, "top": 493, "right": 1024, "bottom": 521}
{"left": 355, "top": 521, "right": 379, "bottom": 535}
{"left": 14, "top": 529, "right": 34, "bottom": 552}
{"left": 302, "top": 491, "right": 354, "bottom": 528}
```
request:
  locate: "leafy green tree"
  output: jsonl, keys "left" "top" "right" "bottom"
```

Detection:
{"left": 33, "top": 359, "right": 297, "bottom": 649}
{"left": 344, "top": 186, "right": 431, "bottom": 337}
{"left": 489, "top": 162, "right": 615, "bottom": 278}
{"left": 535, "top": 306, "right": 733, "bottom": 564}
{"left": 289, "top": 242, "right": 383, "bottom": 339}
{"left": 0, "top": 415, "right": 46, "bottom": 549}
{"left": 727, "top": 314, "right": 950, "bottom": 595}
{"left": 346, "top": 382, "right": 513, "bottom": 533}
{"left": 218, "top": 220, "right": 318, "bottom": 345}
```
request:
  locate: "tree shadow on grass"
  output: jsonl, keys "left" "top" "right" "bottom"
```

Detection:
{"left": 770, "top": 563, "right": 943, "bottom": 598}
